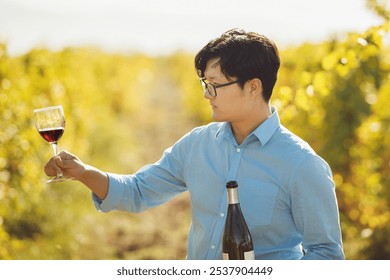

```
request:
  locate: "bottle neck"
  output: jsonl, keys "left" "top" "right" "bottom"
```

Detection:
{"left": 227, "top": 188, "right": 239, "bottom": 204}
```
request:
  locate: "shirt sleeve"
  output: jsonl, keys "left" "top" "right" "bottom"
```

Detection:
{"left": 290, "top": 153, "right": 345, "bottom": 260}
{"left": 92, "top": 136, "right": 189, "bottom": 213}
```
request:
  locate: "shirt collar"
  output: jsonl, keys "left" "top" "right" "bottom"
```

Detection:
{"left": 215, "top": 106, "right": 280, "bottom": 146}
{"left": 215, "top": 122, "right": 231, "bottom": 142}
{"left": 252, "top": 106, "right": 280, "bottom": 146}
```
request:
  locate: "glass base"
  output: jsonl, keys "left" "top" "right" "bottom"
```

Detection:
{"left": 46, "top": 175, "right": 74, "bottom": 183}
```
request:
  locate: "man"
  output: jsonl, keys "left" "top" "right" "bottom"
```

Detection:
{"left": 45, "top": 29, "right": 345, "bottom": 260}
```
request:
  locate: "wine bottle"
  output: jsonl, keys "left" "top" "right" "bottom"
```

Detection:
{"left": 222, "top": 181, "right": 255, "bottom": 260}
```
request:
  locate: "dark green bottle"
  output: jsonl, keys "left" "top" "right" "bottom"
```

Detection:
{"left": 222, "top": 181, "right": 254, "bottom": 260}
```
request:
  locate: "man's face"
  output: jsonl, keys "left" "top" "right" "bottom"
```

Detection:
{"left": 203, "top": 58, "right": 252, "bottom": 123}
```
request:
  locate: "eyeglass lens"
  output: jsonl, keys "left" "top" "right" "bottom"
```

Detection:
{"left": 201, "top": 80, "right": 216, "bottom": 97}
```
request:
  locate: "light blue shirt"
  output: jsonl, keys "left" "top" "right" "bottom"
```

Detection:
{"left": 93, "top": 107, "right": 344, "bottom": 260}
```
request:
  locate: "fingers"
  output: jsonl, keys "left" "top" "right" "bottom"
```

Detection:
{"left": 44, "top": 156, "right": 62, "bottom": 177}
{"left": 44, "top": 150, "right": 73, "bottom": 176}
{"left": 57, "top": 150, "right": 80, "bottom": 161}
{"left": 55, "top": 155, "right": 65, "bottom": 168}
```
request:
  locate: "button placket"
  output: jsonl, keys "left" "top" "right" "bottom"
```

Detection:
{"left": 227, "top": 145, "right": 243, "bottom": 181}
{"left": 205, "top": 144, "right": 245, "bottom": 259}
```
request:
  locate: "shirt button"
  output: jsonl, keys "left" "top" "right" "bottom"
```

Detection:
{"left": 220, "top": 213, "right": 225, "bottom": 217}
{"left": 236, "top": 148, "right": 241, "bottom": 152}
{"left": 211, "top": 245, "right": 216, "bottom": 250}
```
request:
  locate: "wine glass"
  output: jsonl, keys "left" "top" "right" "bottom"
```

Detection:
{"left": 34, "top": 105, "right": 71, "bottom": 183}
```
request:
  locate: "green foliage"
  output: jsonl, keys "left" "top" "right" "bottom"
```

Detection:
{"left": 1, "top": 1, "right": 390, "bottom": 259}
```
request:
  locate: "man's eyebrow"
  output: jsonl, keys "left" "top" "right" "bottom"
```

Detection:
{"left": 204, "top": 74, "right": 223, "bottom": 83}
{"left": 210, "top": 60, "right": 220, "bottom": 68}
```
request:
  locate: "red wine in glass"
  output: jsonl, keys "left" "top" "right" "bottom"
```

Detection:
{"left": 38, "top": 127, "right": 65, "bottom": 144}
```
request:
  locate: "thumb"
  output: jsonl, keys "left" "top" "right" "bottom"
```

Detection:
{"left": 44, "top": 156, "right": 63, "bottom": 177}
{"left": 55, "top": 156, "right": 67, "bottom": 169}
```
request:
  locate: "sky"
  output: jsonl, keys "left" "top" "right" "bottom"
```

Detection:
{"left": 0, "top": 0, "right": 386, "bottom": 56}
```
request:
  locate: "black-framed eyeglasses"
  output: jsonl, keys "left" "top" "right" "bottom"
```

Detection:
{"left": 200, "top": 78, "right": 240, "bottom": 97}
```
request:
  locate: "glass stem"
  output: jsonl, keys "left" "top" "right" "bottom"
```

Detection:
{"left": 51, "top": 143, "right": 63, "bottom": 178}
{"left": 51, "top": 143, "right": 58, "bottom": 155}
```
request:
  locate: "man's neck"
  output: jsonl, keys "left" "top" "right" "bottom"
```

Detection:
{"left": 231, "top": 104, "right": 271, "bottom": 145}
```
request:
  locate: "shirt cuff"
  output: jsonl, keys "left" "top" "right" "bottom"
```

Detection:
{"left": 91, "top": 173, "right": 126, "bottom": 212}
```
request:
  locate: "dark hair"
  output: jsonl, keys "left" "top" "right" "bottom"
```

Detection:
{"left": 194, "top": 28, "right": 280, "bottom": 102}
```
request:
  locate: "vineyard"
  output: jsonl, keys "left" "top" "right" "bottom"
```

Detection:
{"left": 1, "top": 1, "right": 390, "bottom": 260}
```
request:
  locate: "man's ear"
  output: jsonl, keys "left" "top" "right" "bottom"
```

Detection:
{"left": 248, "top": 78, "right": 263, "bottom": 98}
